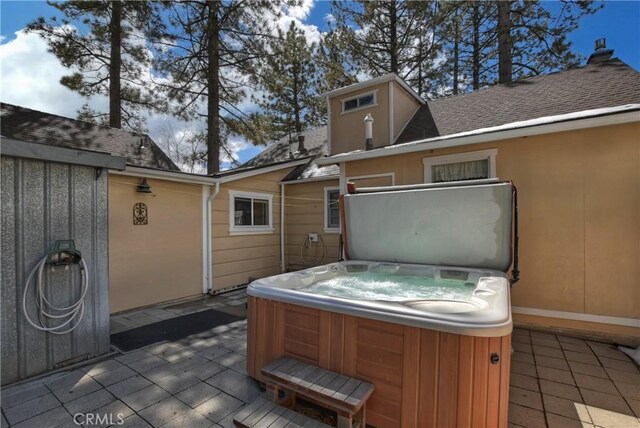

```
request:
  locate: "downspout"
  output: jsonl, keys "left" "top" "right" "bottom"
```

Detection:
{"left": 280, "top": 183, "right": 285, "bottom": 272}
{"left": 206, "top": 181, "right": 220, "bottom": 294}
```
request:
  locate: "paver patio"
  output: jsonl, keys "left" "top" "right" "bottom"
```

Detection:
{"left": 1, "top": 291, "right": 638, "bottom": 428}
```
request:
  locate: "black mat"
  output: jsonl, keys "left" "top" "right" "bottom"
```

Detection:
{"left": 111, "top": 309, "right": 243, "bottom": 352}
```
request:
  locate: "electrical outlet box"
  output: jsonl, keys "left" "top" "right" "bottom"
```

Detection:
{"left": 308, "top": 233, "right": 319, "bottom": 243}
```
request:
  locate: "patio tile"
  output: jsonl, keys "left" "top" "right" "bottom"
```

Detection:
{"left": 507, "top": 403, "right": 546, "bottom": 428}
{"left": 513, "top": 342, "right": 533, "bottom": 354}
{"left": 122, "top": 385, "right": 170, "bottom": 412}
{"left": 128, "top": 355, "right": 168, "bottom": 373}
{"left": 120, "top": 414, "right": 153, "bottom": 427}
{"left": 542, "top": 394, "right": 590, "bottom": 421}
{"left": 533, "top": 345, "right": 564, "bottom": 360}
{"left": 613, "top": 381, "right": 640, "bottom": 401}
{"left": 11, "top": 406, "right": 72, "bottom": 428}
{"left": 510, "top": 386, "right": 543, "bottom": 410}
{"left": 195, "top": 392, "right": 244, "bottom": 423}
{"left": 175, "top": 382, "right": 221, "bottom": 408}
{"left": 107, "top": 375, "right": 153, "bottom": 398}
{"left": 93, "top": 365, "right": 136, "bottom": 387}
{"left": 559, "top": 341, "right": 592, "bottom": 353}
{"left": 115, "top": 349, "right": 152, "bottom": 365}
{"left": 198, "top": 345, "right": 233, "bottom": 361}
{"left": 51, "top": 377, "right": 103, "bottom": 403}
{"left": 3, "top": 392, "right": 60, "bottom": 425}
{"left": 187, "top": 361, "right": 226, "bottom": 381}
{"left": 605, "top": 367, "right": 640, "bottom": 385}
{"left": 229, "top": 359, "right": 248, "bottom": 376}
{"left": 155, "top": 372, "right": 201, "bottom": 395}
{"left": 144, "top": 341, "right": 181, "bottom": 355}
{"left": 43, "top": 369, "right": 92, "bottom": 391}
{"left": 512, "top": 351, "right": 535, "bottom": 365}
{"left": 568, "top": 360, "right": 608, "bottom": 378}
{"left": 564, "top": 350, "right": 600, "bottom": 366}
{"left": 539, "top": 379, "right": 582, "bottom": 401}
{"left": 531, "top": 337, "right": 561, "bottom": 349}
{"left": 213, "top": 351, "right": 245, "bottom": 369}
{"left": 1, "top": 381, "right": 49, "bottom": 408}
{"left": 574, "top": 373, "right": 619, "bottom": 395}
{"left": 510, "top": 373, "right": 540, "bottom": 392}
{"left": 586, "top": 404, "right": 640, "bottom": 427}
{"left": 626, "top": 398, "right": 640, "bottom": 418}
{"left": 138, "top": 396, "right": 191, "bottom": 427}
{"left": 530, "top": 331, "right": 556, "bottom": 341}
{"left": 513, "top": 328, "right": 531, "bottom": 337}
{"left": 82, "top": 359, "right": 124, "bottom": 376}
{"left": 172, "top": 354, "right": 210, "bottom": 373}
{"left": 222, "top": 340, "right": 247, "bottom": 355}
{"left": 91, "top": 399, "right": 135, "bottom": 427}
{"left": 545, "top": 413, "right": 584, "bottom": 428}
{"left": 536, "top": 366, "right": 575, "bottom": 385}
{"left": 160, "top": 349, "right": 198, "bottom": 364}
{"left": 511, "top": 361, "right": 537, "bottom": 377}
{"left": 581, "top": 389, "right": 634, "bottom": 416}
{"left": 64, "top": 388, "right": 115, "bottom": 415}
{"left": 141, "top": 364, "right": 183, "bottom": 383}
{"left": 535, "top": 355, "right": 569, "bottom": 370}
{"left": 205, "top": 370, "right": 262, "bottom": 402}
{"left": 587, "top": 342, "right": 630, "bottom": 361}
{"left": 598, "top": 356, "right": 638, "bottom": 373}
{"left": 160, "top": 409, "right": 214, "bottom": 428}
{"left": 1, "top": 412, "right": 7, "bottom": 428}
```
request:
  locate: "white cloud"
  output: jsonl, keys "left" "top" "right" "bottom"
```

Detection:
{"left": 285, "top": 0, "right": 314, "bottom": 20}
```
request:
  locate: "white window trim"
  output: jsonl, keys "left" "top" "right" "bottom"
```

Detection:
{"left": 340, "top": 90, "right": 378, "bottom": 115}
{"left": 422, "top": 149, "right": 498, "bottom": 184}
{"left": 228, "top": 190, "right": 274, "bottom": 235}
{"left": 346, "top": 172, "right": 396, "bottom": 186}
{"left": 324, "top": 186, "right": 341, "bottom": 233}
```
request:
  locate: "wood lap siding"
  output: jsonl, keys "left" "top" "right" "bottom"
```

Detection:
{"left": 248, "top": 297, "right": 511, "bottom": 428}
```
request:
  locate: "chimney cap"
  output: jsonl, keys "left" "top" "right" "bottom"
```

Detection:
{"left": 595, "top": 38, "right": 606, "bottom": 51}
{"left": 587, "top": 38, "right": 614, "bottom": 64}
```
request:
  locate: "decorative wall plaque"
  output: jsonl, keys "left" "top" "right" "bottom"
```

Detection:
{"left": 133, "top": 202, "right": 148, "bottom": 225}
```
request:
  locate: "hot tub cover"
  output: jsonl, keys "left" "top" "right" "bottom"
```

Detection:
{"left": 342, "top": 181, "right": 514, "bottom": 272}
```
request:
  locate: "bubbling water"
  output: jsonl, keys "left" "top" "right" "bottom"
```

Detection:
{"left": 300, "top": 272, "right": 475, "bottom": 301}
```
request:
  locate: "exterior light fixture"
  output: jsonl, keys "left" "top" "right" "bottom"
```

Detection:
{"left": 364, "top": 114, "right": 374, "bottom": 150}
{"left": 136, "top": 178, "right": 152, "bottom": 193}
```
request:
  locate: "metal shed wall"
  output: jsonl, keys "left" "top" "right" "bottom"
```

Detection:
{"left": 1, "top": 156, "right": 110, "bottom": 385}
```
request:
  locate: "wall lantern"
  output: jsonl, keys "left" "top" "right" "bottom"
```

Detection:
{"left": 136, "top": 178, "right": 152, "bottom": 193}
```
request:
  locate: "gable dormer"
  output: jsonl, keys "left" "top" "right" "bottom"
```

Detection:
{"left": 324, "top": 74, "right": 424, "bottom": 156}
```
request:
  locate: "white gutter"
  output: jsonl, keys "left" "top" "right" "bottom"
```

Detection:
{"left": 322, "top": 73, "right": 425, "bottom": 105}
{"left": 110, "top": 166, "right": 215, "bottom": 185}
{"left": 280, "top": 183, "right": 285, "bottom": 272}
{"left": 206, "top": 181, "right": 220, "bottom": 294}
{"left": 217, "top": 159, "right": 309, "bottom": 183}
{"left": 281, "top": 174, "right": 340, "bottom": 185}
{"left": 316, "top": 104, "right": 640, "bottom": 165}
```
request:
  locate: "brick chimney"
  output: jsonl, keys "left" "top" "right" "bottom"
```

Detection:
{"left": 297, "top": 134, "right": 306, "bottom": 153}
{"left": 587, "top": 38, "right": 614, "bottom": 64}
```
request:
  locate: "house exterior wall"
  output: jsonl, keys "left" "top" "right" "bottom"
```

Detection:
{"left": 284, "top": 179, "right": 341, "bottom": 270}
{"left": 330, "top": 82, "right": 390, "bottom": 154}
{"left": 211, "top": 169, "right": 292, "bottom": 291}
{"left": 108, "top": 175, "right": 203, "bottom": 313}
{"left": 392, "top": 81, "right": 421, "bottom": 141}
{"left": 1, "top": 156, "right": 110, "bottom": 384}
{"left": 343, "top": 122, "right": 640, "bottom": 337}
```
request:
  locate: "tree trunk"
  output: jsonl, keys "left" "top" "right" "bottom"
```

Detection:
{"left": 109, "top": 0, "right": 122, "bottom": 128}
{"left": 472, "top": 2, "right": 480, "bottom": 90}
{"left": 452, "top": 9, "right": 459, "bottom": 95}
{"left": 207, "top": 0, "right": 220, "bottom": 174}
{"left": 497, "top": 0, "right": 512, "bottom": 83}
{"left": 389, "top": 1, "right": 398, "bottom": 74}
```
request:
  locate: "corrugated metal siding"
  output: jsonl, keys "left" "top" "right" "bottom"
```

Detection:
{"left": 1, "top": 156, "right": 110, "bottom": 385}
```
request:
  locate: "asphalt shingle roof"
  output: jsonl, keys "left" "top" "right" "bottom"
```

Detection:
{"left": 0, "top": 103, "right": 180, "bottom": 171}
{"left": 397, "top": 58, "right": 640, "bottom": 144}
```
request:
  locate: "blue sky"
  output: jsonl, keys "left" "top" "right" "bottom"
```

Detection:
{"left": 1, "top": 0, "right": 639, "bottom": 167}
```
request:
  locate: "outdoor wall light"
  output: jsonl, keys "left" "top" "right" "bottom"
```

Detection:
{"left": 136, "top": 178, "right": 152, "bottom": 193}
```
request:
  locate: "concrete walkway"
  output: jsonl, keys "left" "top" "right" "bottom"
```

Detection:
{"left": 1, "top": 292, "right": 638, "bottom": 427}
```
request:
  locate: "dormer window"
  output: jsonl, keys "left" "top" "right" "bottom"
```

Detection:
{"left": 341, "top": 90, "right": 377, "bottom": 114}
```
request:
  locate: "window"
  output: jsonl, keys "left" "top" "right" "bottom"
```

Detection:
{"left": 422, "top": 149, "right": 497, "bottom": 184}
{"left": 324, "top": 187, "right": 340, "bottom": 232}
{"left": 229, "top": 191, "right": 273, "bottom": 235}
{"left": 341, "top": 90, "right": 377, "bottom": 113}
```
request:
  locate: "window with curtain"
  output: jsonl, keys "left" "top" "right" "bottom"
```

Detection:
{"left": 431, "top": 159, "right": 489, "bottom": 183}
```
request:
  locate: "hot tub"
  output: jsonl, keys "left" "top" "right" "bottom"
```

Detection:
{"left": 247, "top": 181, "right": 516, "bottom": 427}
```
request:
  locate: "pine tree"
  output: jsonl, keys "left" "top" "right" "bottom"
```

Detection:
{"left": 27, "top": 1, "right": 169, "bottom": 130}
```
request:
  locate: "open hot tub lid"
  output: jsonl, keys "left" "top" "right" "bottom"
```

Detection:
{"left": 341, "top": 180, "right": 515, "bottom": 273}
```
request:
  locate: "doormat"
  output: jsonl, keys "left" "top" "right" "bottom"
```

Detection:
{"left": 111, "top": 309, "right": 243, "bottom": 352}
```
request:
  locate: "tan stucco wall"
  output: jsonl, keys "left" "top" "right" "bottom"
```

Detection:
{"left": 344, "top": 122, "right": 640, "bottom": 336}
{"left": 392, "top": 81, "right": 421, "bottom": 141}
{"left": 330, "top": 82, "right": 390, "bottom": 154}
{"left": 211, "top": 169, "right": 292, "bottom": 291}
{"left": 284, "top": 179, "right": 341, "bottom": 270}
{"left": 109, "top": 175, "right": 203, "bottom": 313}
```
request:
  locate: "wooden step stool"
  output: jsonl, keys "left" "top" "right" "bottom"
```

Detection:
{"left": 260, "top": 357, "right": 374, "bottom": 428}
